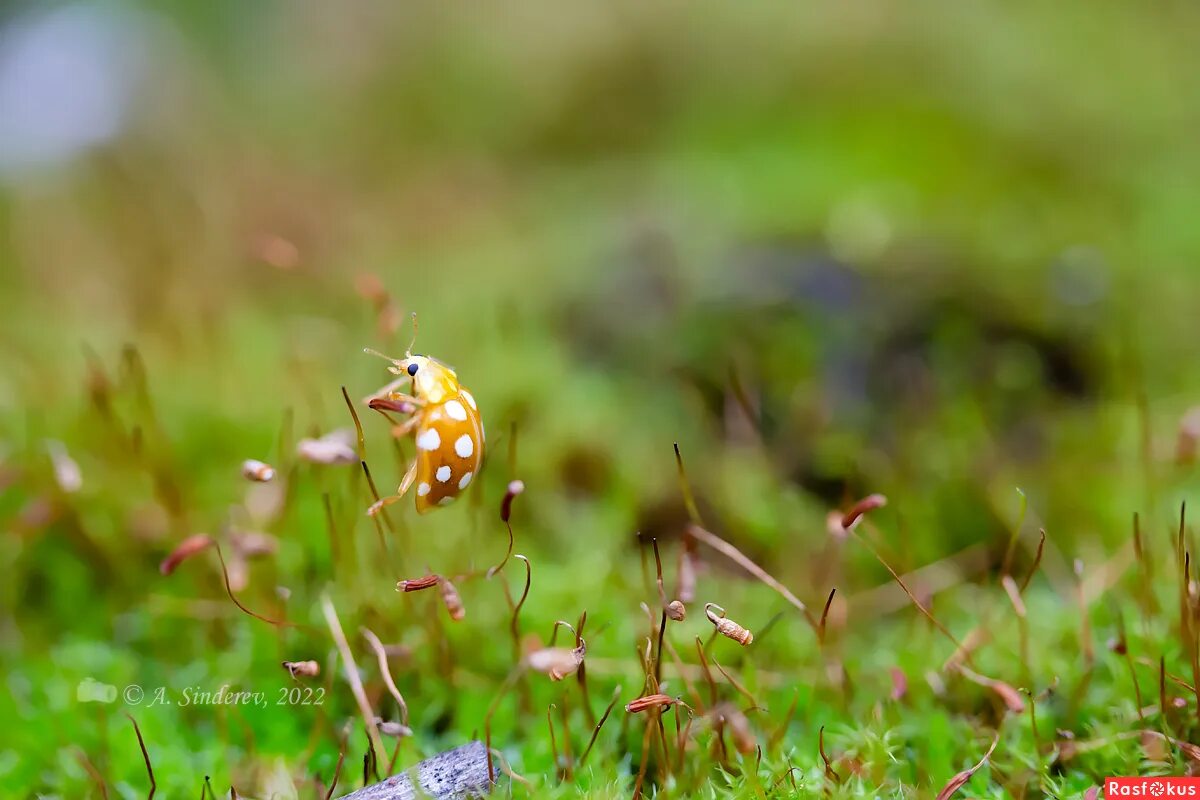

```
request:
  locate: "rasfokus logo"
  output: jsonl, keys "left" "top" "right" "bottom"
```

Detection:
{"left": 1106, "top": 778, "right": 1200, "bottom": 797}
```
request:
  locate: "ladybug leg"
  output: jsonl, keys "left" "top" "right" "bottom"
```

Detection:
{"left": 364, "top": 376, "right": 405, "bottom": 404}
{"left": 366, "top": 459, "right": 418, "bottom": 517}
{"left": 388, "top": 415, "right": 420, "bottom": 439}
{"left": 363, "top": 378, "right": 425, "bottom": 408}
{"left": 366, "top": 393, "right": 425, "bottom": 429}
{"left": 397, "top": 458, "right": 418, "bottom": 495}
{"left": 382, "top": 391, "right": 423, "bottom": 406}
{"left": 367, "top": 494, "right": 400, "bottom": 517}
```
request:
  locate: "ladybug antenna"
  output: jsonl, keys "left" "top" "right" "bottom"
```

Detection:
{"left": 406, "top": 312, "right": 419, "bottom": 357}
{"left": 363, "top": 347, "right": 402, "bottom": 364}
{"left": 363, "top": 313, "right": 418, "bottom": 363}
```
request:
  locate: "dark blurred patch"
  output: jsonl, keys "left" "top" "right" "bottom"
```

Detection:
{"left": 633, "top": 495, "right": 716, "bottom": 547}
{"left": 722, "top": 242, "right": 867, "bottom": 311}
{"left": 787, "top": 457, "right": 854, "bottom": 508}
{"left": 562, "top": 236, "right": 1102, "bottom": 518}
{"left": 556, "top": 444, "right": 613, "bottom": 500}
{"left": 922, "top": 481, "right": 1013, "bottom": 567}
{"left": 558, "top": 223, "right": 682, "bottom": 367}
{"left": 870, "top": 299, "right": 1094, "bottom": 404}
{"left": 515, "top": 45, "right": 670, "bottom": 157}
{"left": 430, "top": 707, "right": 454, "bottom": 736}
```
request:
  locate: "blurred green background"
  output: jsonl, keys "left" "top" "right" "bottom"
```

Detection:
{"left": 3, "top": 1, "right": 1200, "bottom": 797}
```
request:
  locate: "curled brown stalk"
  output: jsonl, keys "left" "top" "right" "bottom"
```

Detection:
{"left": 340, "top": 386, "right": 365, "bottom": 459}
{"left": 509, "top": 555, "right": 532, "bottom": 653}
{"left": 818, "top": 725, "right": 839, "bottom": 783}
{"left": 1019, "top": 529, "right": 1047, "bottom": 594}
{"left": 818, "top": 588, "right": 837, "bottom": 643}
{"left": 672, "top": 442, "right": 703, "bottom": 525}
{"left": 549, "top": 619, "right": 577, "bottom": 647}
{"left": 694, "top": 636, "right": 718, "bottom": 707}
{"left": 546, "top": 704, "right": 562, "bottom": 781}
{"left": 711, "top": 656, "right": 760, "bottom": 708}
{"left": 848, "top": 527, "right": 964, "bottom": 654}
{"left": 956, "top": 665, "right": 1025, "bottom": 713}
{"left": 359, "top": 460, "right": 396, "bottom": 560}
{"left": 75, "top": 749, "right": 108, "bottom": 798}
{"left": 489, "top": 481, "right": 525, "bottom": 578}
{"left": 574, "top": 610, "right": 595, "bottom": 726}
{"left": 213, "top": 544, "right": 299, "bottom": 629}
{"left": 323, "top": 744, "right": 346, "bottom": 800}
{"left": 489, "top": 747, "right": 533, "bottom": 791}
{"left": 484, "top": 667, "right": 526, "bottom": 784}
{"left": 362, "top": 628, "right": 409, "bottom": 726}
{"left": 322, "top": 493, "right": 341, "bottom": 569}
{"left": 651, "top": 538, "right": 669, "bottom": 685}
{"left": 320, "top": 594, "right": 385, "bottom": 762}
{"left": 632, "top": 710, "right": 655, "bottom": 800}
{"left": 769, "top": 690, "right": 799, "bottom": 751}
{"left": 687, "top": 524, "right": 817, "bottom": 632}
{"left": 125, "top": 713, "right": 156, "bottom": 800}
{"left": 580, "top": 685, "right": 621, "bottom": 766}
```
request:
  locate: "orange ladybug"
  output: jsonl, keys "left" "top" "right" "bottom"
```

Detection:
{"left": 364, "top": 344, "right": 484, "bottom": 514}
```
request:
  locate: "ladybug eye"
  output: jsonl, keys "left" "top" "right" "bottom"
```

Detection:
{"left": 407, "top": 363, "right": 419, "bottom": 376}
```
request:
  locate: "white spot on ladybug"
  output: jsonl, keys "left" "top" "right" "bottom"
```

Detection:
{"left": 417, "top": 482, "right": 430, "bottom": 497}
{"left": 436, "top": 465, "right": 452, "bottom": 482}
{"left": 455, "top": 434, "right": 474, "bottom": 458}
{"left": 458, "top": 471, "right": 473, "bottom": 489}
{"left": 438, "top": 496, "right": 455, "bottom": 506}
{"left": 417, "top": 428, "right": 440, "bottom": 451}
{"left": 445, "top": 400, "right": 467, "bottom": 421}
{"left": 461, "top": 389, "right": 477, "bottom": 411}
{"left": 428, "top": 410, "right": 441, "bottom": 421}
